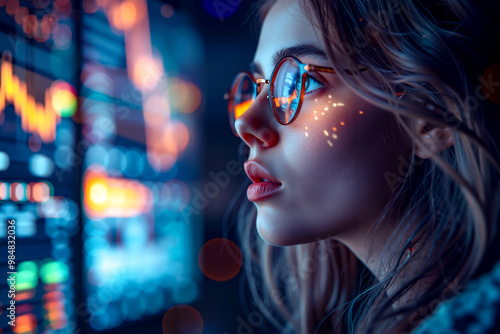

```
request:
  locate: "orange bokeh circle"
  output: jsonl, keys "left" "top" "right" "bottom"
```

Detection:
{"left": 162, "top": 305, "right": 203, "bottom": 334}
{"left": 198, "top": 238, "right": 242, "bottom": 282}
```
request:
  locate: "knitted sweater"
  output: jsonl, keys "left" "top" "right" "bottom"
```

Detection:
{"left": 411, "top": 261, "right": 500, "bottom": 334}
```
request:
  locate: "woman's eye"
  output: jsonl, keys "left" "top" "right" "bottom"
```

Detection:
{"left": 303, "top": 75, "right": 323, "bottom": 93}
{"left": 296, "top": 74, "right": 324, "bottom": 94}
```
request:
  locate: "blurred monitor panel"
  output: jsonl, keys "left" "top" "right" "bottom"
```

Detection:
{"left": 0, "top": 0, "right": 203, "bottom": 333}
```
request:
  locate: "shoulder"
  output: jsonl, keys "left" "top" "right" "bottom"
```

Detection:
{"left": 412, "top": 260, "right": 500, "bottom": 334}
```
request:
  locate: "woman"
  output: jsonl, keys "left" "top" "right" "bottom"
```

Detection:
{"left": 223, "top": 0, "right": 500, "bottom": 333}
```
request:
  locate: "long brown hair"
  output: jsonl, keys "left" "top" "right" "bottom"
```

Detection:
{"left": 229, "top": 0, "right": 500, "bottom": 332}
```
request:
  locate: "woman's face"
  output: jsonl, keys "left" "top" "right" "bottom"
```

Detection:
{"left": 235, "top": 0, "right": 412, "bottom": 247}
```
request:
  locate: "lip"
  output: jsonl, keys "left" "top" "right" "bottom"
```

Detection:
{"left": 244, "top": 161, "right": 282, "bottom": 201}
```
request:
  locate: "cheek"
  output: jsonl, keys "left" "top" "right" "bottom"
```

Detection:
{"left": 256, "top": 92, "right": 412, "bottom": 245}
{"left": 281, "top": 98, "right": 410, "bottom": 217}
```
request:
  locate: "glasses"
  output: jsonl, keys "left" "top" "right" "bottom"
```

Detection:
{"left": 224, "top": 56, "right": 364, "bottom": 137}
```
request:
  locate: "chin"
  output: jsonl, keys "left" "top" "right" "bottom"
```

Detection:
{"left": 256, "top": 213, "right": 313, "bottom": 247}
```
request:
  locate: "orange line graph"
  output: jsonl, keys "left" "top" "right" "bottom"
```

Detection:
{"left": 0, "top": 52, "right": 61, "bottom": 143}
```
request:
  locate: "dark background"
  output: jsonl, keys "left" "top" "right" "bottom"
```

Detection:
{"left": 114, "top": 1, "right": 263, "bottom": 333}
{"left": 0, "top": 0, "right": 269, "bottom": 333}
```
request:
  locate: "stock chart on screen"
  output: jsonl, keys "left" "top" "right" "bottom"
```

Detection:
{"left": 0, "top": 0, "right": 203, "bottom": 332}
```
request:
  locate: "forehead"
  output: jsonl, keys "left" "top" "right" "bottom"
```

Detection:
{"left": 254, "top": 0, "right": 325, "bottom": 75}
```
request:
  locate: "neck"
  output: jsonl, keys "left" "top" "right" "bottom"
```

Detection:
{"left": 333, "top": 220, "right": 430, "bottom": 309}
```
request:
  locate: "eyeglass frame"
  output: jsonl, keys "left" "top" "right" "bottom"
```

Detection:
{"left": 224, "top": 56, "right": 368, "bottom": 137}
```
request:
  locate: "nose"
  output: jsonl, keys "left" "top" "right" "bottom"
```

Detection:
{"left": 234, "top": 86, "right": 279, "bottom": 149}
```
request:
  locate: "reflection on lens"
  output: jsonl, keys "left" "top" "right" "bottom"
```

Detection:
{"left": 233, "top": 73, "right": 254, "bottom": 120}
{"left": 271, "top": 58, "right": 301, "bottom": 124}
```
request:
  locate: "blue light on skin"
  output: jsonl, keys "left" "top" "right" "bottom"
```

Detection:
{"left": 203, "top": 0, "right": 240, "bottom": 19}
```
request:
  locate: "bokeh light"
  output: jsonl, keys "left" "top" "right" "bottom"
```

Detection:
{"left": 83, "top": 165, "right": 153, "bottom": 218}
{"left": 14, "top": 6, "right": 28, "bottom": 25}
{"left": 51, "top": 81, "right": 77, "bottom": 117}
{"left": 172, "top": 277, "right": 199, "bottom": 304}
{"left": 198, "top": 238, "right": 242, "bottom": 282}
{"left": 169, "top": 78, "right": 202, "bottom": 113}
{"left": 53, "top": 23, "right": 72, "bottom": 48}
{"left": 108, "top": 0, "right": 144, "bottom": 31}
{"left": 33, "top": 0, "right": 50, "bottom": 9}
{"left": 12, "top": 313, "right": 36, "bottom": 333}
{"left": 0, "top": 182, "right": 8, "bottom": 200}
{"left": 162, "top": 120, "right": 190, "bottom": 154}
{"left": 162, "top": 305, "right": 203, "bottom": 334}
{"left": 40, "top": 260, "right": 69, "bottom": 285}
{"left": 0, "top": 151, "right": 10, "bottom": 171}
{"left": 28, "top": 181, "right": 52, "bottom": 202}
{"left": 5, "top": 0, "right": 19, "bottom": 16}
{"left": 41, "top": 14, "right": 59, "bottom": 35}
{"left": 83, "top": 0, "right": 98, "bottom": 13}
{"left": 132, "top": 56, "right": 163, "bottom": 90}
{"left": 161, "top": 4, "right": 174, "bottom": 18}
{"left": 29, "top": 154, "right": 55, "bottom": 177}
{"left": 22, "top": 14, "right": 38, "bottom": 36}
{"left": 0, "top": 1, "right": 205, "bottom": 332}
{"left": 28, "top": 135, "right": 42, "bottom": 152}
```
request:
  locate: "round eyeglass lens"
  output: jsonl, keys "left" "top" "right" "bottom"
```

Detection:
{"left": 270, "top": 57, "right": 302, "bottom": 124}
{"left": 231, "top": 73, "right": 255, "bottom": 123}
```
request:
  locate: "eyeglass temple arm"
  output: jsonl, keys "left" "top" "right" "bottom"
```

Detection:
{"left": 306, "top": 64, "right": 369, "bottom": 75}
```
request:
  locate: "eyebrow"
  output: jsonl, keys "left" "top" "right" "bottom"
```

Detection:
{"left": 249, "top": 43, "right": 328, "bottom": 76}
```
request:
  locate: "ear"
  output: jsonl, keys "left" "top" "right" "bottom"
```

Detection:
{"left": 413, "top": 119, "right": 454, "bottom": 159}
